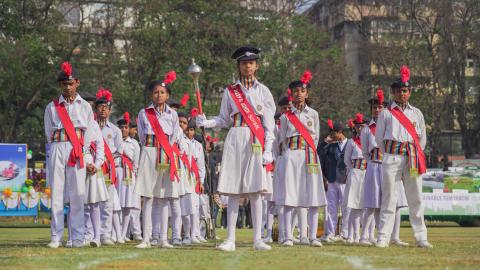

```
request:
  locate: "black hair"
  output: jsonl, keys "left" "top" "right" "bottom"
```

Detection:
{"left": 147, "top": 80, "right": 171, "bottom": 95}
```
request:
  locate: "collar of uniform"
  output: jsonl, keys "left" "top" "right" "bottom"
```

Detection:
{"left": 234, "top": 79, "right": 258, "bottom": 90}
{"left": 124, "top": 136, "right": 132, "bottom": 143}
{"left": 369, "top": 119, "right": 376, "bottom": 126}
{"left": 147, "top": 103, "right": 172, "bottom": 114}
{"left": 391, "top": 101, "right": 412, "bottom": 111}
{"left": 290, "top": 104, "right": 310, "bottom": 114}
{"left": 59, "top": 93, "right": 82, "bottom": 104}
{"left": 105, "top": 120, "right": 113, "bottom": 128}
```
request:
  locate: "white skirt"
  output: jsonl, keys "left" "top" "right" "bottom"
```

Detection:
{"left": 180, "top": 193, "right": 197, "bottom": 216}
{"left": 134, "top": 147, "right": 182, "bottom": 199}
{"left": 108, "top": 184, "right": 121, "bottom": 211}
{"left": 263, "top": 171, "right": 274, "bottom": 202}
{"left": 274, "top": 149, "right": 327, "bottom": 208}
{"left": 344, "top": 168, "right": 366, "bottom": 209}
{"left": 118, "top": 166, "right": 141, "bottom": 209}
{"left": 217, "top": 127, "right": 268, "bottom": 195}
{"left": 85, "top": 171, "right": 109, "bottom": 204}
{"left": 362, "top": 161, "right": 382, "bottom": 209}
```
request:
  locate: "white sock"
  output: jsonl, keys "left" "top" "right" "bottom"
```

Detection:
{"left": 226, "top": 195, "right": 240, "bottom": 242}
{"left": 249, "top": 193, "right": 263, "bottom": 242}
{"left": 308, "top": 207, "right": 319, "bottom": 241}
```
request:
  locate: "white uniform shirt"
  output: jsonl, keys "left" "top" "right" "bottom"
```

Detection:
{"left": 344, "top": 138, "right": 364, "bottom": 170}
{"left": 137, "top": 103, "right": 181, "bottom": 146}
{"left": 192, "top": 139, "right": 206, "bottom": 184}
{"left": 44, "top": 94, "right": 95, "bottom": 143}
{"left": 278, "top": 105, "right": 320, "bottom": 147}
{"left": 100, "top": 120, "right": 123, "bottom": 166}
{"left": 360, "top": 119, "right": 378, "bottom": 160}
{"left": 211, "top": 80, "right": 276, "bottom": 147}
{"left": 84, "top": 121, "right": 104, "bottom": 169}
{"left": 122, "top": 136, "right": 140, "bottom": 174}
{"left": 375, "top": 101, "right": 426, "bottom": 153}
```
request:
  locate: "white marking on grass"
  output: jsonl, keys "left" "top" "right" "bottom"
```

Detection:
{"left": 77, "top": 253, "right": 139, "bottom": 269}
{"left": 322, "top": 252, "right": 392, "bottom": 270}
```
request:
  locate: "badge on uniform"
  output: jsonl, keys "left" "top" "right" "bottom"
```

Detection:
{"left": 257, "top": 105, "right": 262, "bottom": 111}
{"left": 307, "top": 121, "right": 312, "bottom": 127}
{"left": 413, "top": 121, "right": 417, "bottom": 128}
{"left": 108, "top": 134, "right": 112, "bottom": 139}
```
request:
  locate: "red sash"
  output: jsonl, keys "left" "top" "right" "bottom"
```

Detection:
{"left": 121, "top": 153, "right": 133, "bottom": 173}
{"left": 191, "top": 158, "right": 201, "bottom": 194}
{"left": 388, "top": 107, "right": 426, "bottom": 174}
{"left": 353, "top": 136, "right": 362, "bottom": 149}
{"left": 103, "top": 139, "right": 117, "bottom": 185}
{"left": 171, "top": 143, "right": 185, "bottom": 183}
{"left": 227, "top": 84, "right": 274, "bottom": 172}
{"left": 285, "top": 110, "right": 317, "bottom": 157}
{"left": 53, "top": 98, "right": 84, "bottom": 168}
{"left": 145, "top": 108, "right": 178, "bottom": 181}
{"left": 369, "top": 123, "right": 376, "bottom": 136}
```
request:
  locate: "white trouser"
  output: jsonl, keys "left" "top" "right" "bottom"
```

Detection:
{"left": 378, "top": 153, "right": 427, "bottom": 243}
{"left": 323, "top": 182, "right": 348, "bottom": 237}
{"left": 89, "top": 202, "right": 101, "bottom": 241}
{"left": 48, "top": 142, "right": 86, "bottom": 242}
{"left": 121, "top": 207, "right": 142, "bottom": 239}
{"left": 277, "top": 205, "right": 285, "bottom": 242}
{"left": 84, "top": 204, "right": 93, "bottom": 240}
{"left": 226, "top": 193, "right": 263, "bottom": 242}
{"left": 264, "top": 201, "right": 275, "bottom": 238}
{"left": 170, "top": 199, "right": 182, "bottom": 240}
{"left": 348, "top": 208, "right": 363, "bottom": 242}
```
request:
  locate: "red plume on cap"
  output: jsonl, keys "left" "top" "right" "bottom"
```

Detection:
{"left": 327, "top": 119, "right": 334, "bottom": 130}
{"left": 287, "top": 88, "right": 293, "bottom": 102}
{"left": 163, "top": 70, "right": 177, "bottom": 85}
{"left": 300, "top": 70, "right": 312, "bottom": 85}
{"left": 180, "top": 93, "right": 190, "bottom": 107}
{"left": 206, "top": 135, "right": 219, "bottom": 143}
{"left": 348, "top": 118, "right": 354, "bottom": 129}
{"left": 96, "top": 88, "right": 112, "bottom": 102}
{"left": 190, "top": 107, "right": 199, "bottom": 118}
{"left": 61, "top": 62, "right": 72, "bottom": 76}
{"left": 123, "top": 112, "right": 130, "bottom": 125}
{"left": 355, "top": 113, "right": 363, "bottom": 124}
{"left": 400, "top": 65, "right": 410, "bottom": 83}
{"left": 376, "top": 88, "right": 384, "bottom": 104}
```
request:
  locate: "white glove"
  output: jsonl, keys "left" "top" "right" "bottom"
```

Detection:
{"left": 262, "top": 151, "right": 273, "bottom": 165}
{"left": 195, "top": 114, "right": 216, "bottom": 128}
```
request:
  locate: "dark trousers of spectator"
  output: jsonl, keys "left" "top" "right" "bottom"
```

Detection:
{"left": 237, "top": 205, "right": 246, "bottom": 228}
{"left": 245, "top": 202, "right": 252, "bottom": 228}
{"left": 221, "top": 207, "right": 228, "bottom": 228}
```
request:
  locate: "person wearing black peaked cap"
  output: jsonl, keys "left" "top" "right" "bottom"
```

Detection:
{"left": 196, "top": 46, "right": 275, "bottom": 251}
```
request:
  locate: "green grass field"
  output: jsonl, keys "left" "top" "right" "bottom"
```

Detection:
{"left": 0, "top": 226, "right": 479, "bottom": 270}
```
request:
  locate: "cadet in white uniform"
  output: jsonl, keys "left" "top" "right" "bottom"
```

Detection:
{"left": 94, "top": 89, "right": 124, "bottom": 245}
{"left": 134, "top": 71, "right": 183, "bottom": 249}
{"left": 44, "top": 62, "right": 95, "bottom": 248}
{"left": 375, "top": 66, "right": 432, "bottom": 248}
{"left": 275, "top": 72, "right": 327, "bottom": 247}
{"left": 196, "top": 46, "right": 275, "bottom": 251}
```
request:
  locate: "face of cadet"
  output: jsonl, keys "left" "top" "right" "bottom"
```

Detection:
{"left": 179, "top": 117, "right": 188, "bottom": 132}
{"left": 186, "top": 128, "right": 195, "bottom": 139}
{"left": 280, "top": 104, "right": 292, "bottom": 113}
{"left": 60, "top": 79, "right": 80, "bottom": 100}
{"left": 238, "top": 60, "right": 258, "bottom": 77}
{"left": 129, "top": 127, "right": 137, "bottom": 138}
{"left": 393, "top": 87, "right": 411, "bottom": 105}
{"left": 371, "top": 104, "right": 383, "bottom": 118}
{"left": 150, "top": 85, "right": 170, "bottom": 106}
{"left": 120, "top": 125, "right": 129, "bottom": 138}
{"left": 354, "top": 124, "right": 365, "bottom": 134}
{"left": 96, "top": 104, "right": 111, "bottom": 120}
{"left": 293, "top": 87, "right": 308, "bottom": 105}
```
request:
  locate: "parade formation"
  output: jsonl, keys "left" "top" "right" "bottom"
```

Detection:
{"left": 43, "top": 45, "right": 433, "bottom": 252}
